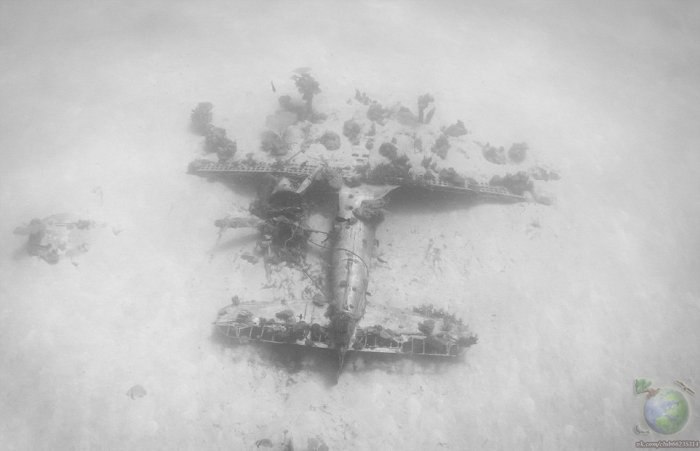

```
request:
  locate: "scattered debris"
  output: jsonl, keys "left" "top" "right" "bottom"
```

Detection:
{"left": 126, "top": 385, "right": 147, "bottom": 400}
{"left": 215, "top": 216, "right": 263, "bottom": 232}
{"left": 255, "top": 438, "right": 274, "bottom": 448}
{"left": 533, "top": 190, "right": 554, "bottom": 206}
{"left": 13, "top": 215, "right": 98, "bottom": 264}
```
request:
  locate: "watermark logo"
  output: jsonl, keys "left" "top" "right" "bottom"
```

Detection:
{"left": 635, "top": 439, "right": 700, "bottom": 448}
{"left": 634, "top": 378, "right": 694, "bottom": 436}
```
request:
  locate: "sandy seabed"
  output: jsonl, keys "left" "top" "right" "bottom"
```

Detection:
{"left": 1, "top": 1, "right": 699, "bottom": 450}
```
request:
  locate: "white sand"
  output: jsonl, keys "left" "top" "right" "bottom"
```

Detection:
{"left": 1, "top": 1, "right": 699, "bottom": 450}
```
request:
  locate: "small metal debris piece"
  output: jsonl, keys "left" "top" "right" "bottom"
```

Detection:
{"left": 255, "top": 438, "right": 273, "bottom": 448}
{"left": 126, "top": 384, "right": 147, "bottom": 399}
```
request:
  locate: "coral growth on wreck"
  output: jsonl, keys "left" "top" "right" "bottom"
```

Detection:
{"left": 205, "top": 126, "right": 237, "bottom": 162}
{"left": 378, "top": 142, "right": 398, "bottom": 161}
{"left": 342, "top": 119, "right": 362, "bottom": 145}
{"left": 529, "top": 165, "right": 560, "bottom": 181}
{"left": 481, "top": 143, "right": 507, "bottom": 165}
{"left": 490, "top": 171, "right": 534, "bottom": 195}
{"left": 260, "top": 130, "right": 287, "bottom": 156}
{"left": 438, "top": 168, "right": 466, "bottom": 187}
{"left": 367, "top": 102, "right": 391, "bottom": 124}
{"left": 190, "top": 102, "right": 213, "bottom": 136}
{"left": 432, "top": 134, "right": 450, "bottom": 159}
{"left": 508, "top": 142, "right": 528, "bottom": 163}
{"left": 443, "top": 120, "right": 468, "bottom": 137}
{"left": 417, "top": 94, "right": 435, "bottom": 124}
{"left": 413, "top": 303, "right": 464, "bottom": 329}
{"left": 292, "top": 72, "right": 321, "bottom": 121}
{"left": 319, "top": 131, "right": 341, "bottom": 151}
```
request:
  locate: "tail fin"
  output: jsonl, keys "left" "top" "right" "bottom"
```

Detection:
{"left": 334, "top": 347, "right": 347, "bottom": 384}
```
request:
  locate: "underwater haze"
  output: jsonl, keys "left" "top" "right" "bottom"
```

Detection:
{"left": 1, "top": 1, "right": 699, "bottom": 450}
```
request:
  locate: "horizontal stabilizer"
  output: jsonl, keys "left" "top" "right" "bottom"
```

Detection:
{"left": 214, "top": 300, "right": 476, "bottom": 358}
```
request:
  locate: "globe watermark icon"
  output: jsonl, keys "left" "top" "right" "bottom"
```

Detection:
{"left": 634, "top": 379, "right": 694, "bottom": 436}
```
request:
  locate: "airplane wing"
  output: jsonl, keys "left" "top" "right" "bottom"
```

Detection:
{"left": 214, "top": 297, "right": 333, "bottom": 348}
{"left": 189, "top": 159, "right": 526, "bottom": 202}
{"left": 351, "top": 300, "right": 477, "bottom": 357}
{"left": 214, "top": 296, "right": 476, "bottom": 358}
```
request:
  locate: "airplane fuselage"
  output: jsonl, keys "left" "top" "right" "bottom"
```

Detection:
{"left": 328, "top": 184, "right": 394, "bottom": 351}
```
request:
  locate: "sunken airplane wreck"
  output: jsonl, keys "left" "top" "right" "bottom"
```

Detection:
{"left": 190, "top": 158, "right": 525, "bottom": 370}
{"left": 188, "top": 76, "right": 534, "bottom": 375}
